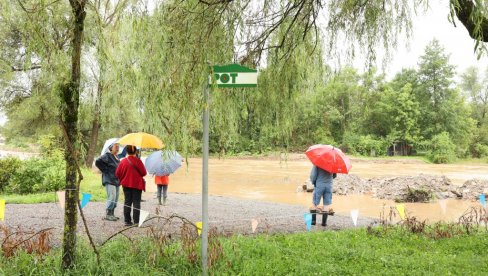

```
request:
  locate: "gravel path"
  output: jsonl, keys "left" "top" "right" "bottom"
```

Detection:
{"left": 1, "top": 193, "right": 376, "bottom": 246}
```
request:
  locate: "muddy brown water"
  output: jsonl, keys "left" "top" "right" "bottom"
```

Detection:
{"left": 144, "top": 157, "right": 487, "bottom": 222}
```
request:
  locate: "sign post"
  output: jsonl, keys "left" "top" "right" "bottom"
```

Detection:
{"left": 202, "top": 64, "right": 257, "bottom": 275}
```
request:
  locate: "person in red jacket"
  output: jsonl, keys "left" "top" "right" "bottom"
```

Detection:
{"left": 116, "top": 145, "right": 147, "bottom": 226}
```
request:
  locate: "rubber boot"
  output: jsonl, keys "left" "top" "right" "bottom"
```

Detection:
{"left": 111, "top": 209, "right": 120, "bottom": 220}
{"left": 106, "top": 209, "right": 117, "bottom": 221}
{"left": 321, "top": 213, "right": 328, "bottom": 227}
{"left": 104, "top": 209, "right": 111, "bottom": 220}
{"left": 158, "top": 196, "right": 162, "bottom": 205}
{"left": 163, "top": 197, "right": 167, "bottom": 206}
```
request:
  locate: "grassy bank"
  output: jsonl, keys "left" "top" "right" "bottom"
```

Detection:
{"left": 2, "top": 168, "right": 105, "bottom": 204}
{"left": 1, "top": 228, "right": 487, "bottom": 275}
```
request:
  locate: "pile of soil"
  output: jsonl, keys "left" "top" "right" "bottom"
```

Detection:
{"left": 365, "top": 174, "right": 456, "bottom": 202}
{"left": 332, "top": 174, "right": 488, "bottom": 202}
{"left": 334, "top": 174, "right": 371, "bottom": 195}
{"left": 456, "top": 179, "right": 488, "bottom": 200}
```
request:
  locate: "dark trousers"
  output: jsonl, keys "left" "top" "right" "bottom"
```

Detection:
{"left": 123, "top": 187, "right": 142, "bottom": 224}
{"left": 156, "top": 185, "right": 168, "bottom": 198}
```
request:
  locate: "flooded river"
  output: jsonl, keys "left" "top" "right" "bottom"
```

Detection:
{"left": 145, "top": 157, "right": 487, "bottom": 222}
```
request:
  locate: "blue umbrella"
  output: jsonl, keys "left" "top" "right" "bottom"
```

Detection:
{"left": 145, "top": 150, "right": 183, "bottom": 176}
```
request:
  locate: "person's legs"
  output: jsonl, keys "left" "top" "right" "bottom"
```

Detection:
{"left": 113, "top": 185, "right": 120, "bottom": 219}
{"left": 157, "top": 185, "right": 163, "bottom": 205}
{"left": 312, "top": 185, "right": 325, "bottom": 210}
{"left": 114, "top": 185, "right": 120, "bottom": 208}
{"left": 322, "top": 182, "right": 333, "bottom": 212}
{"left": 162, "top": 185, "right": 168, "bottom": 205}
{"left": 105, "top": 185, "right": 117, "bottom": 221}
{"left": 123, "top": 187, "right": 133, "bottom": 225}
{"left": 132, "top": 189, "right": 142, "bottom": 224}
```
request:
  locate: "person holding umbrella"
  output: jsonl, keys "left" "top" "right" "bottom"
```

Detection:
{"left": 310, "top": 165, "right": 336, "bottom": 213}
{"left": 145, "top": 150, "right": 183, "bottom": 206}
{"left": 95, "top": 142, "right": 121, "bottom": 221}
{"left": 306, "top": 144, "right": 352, "bottom": 213}
{"left": 116, "top": 145, "right": 147, "bottom": 226}
{"left": 155, "top": 175, "right": 169, "bottom": 205}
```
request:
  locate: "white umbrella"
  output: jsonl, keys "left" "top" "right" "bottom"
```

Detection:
{"left": 100, "top": 138, "right": 122, "bottom": 156}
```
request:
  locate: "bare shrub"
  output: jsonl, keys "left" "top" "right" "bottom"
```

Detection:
{"left": 1, "top": 225, "right": 53, "bottom": 258}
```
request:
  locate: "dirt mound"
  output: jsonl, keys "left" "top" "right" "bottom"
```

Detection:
{"left": 456, "top": 179, "right": 488, "bottom": 200}
{"left": 349, "top": 158, "right": 427, "bottom": 164}
{"left": 365, "top": 174, "right": 456, "bottom": 202}
{"left": 334, "top": 174, "right": 371, "bottom": 195}
{"left": 299, "top": 173, "right": 486, "bottom": 202}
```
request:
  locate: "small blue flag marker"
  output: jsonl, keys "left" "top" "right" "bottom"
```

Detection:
{"left": 304, "top": 213, "right": 312, "bottom": 231}
{"left": 480, "top": 194, "right": 486, "bottom": 208}
{"left": 81, "top": 193, "right": 92, "bottom": 209}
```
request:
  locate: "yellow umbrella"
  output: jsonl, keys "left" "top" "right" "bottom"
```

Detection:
{"left": 117, "top": 132, "right": 165, "bottom": 149}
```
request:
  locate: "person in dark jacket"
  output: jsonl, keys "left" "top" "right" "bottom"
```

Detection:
{"left": 310, "top": 165, "right": 336, "bottom": 213}
{"left": 95, "top": 143, "right": 121, "bottom": 221}
{"left": 116, "top": 145, "right": 147, "bottom": 226}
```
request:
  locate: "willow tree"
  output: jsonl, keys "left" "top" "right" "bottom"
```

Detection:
{"left": 101, "top": 1, "right": 237, "bottom": 155}
{"left": 102, "top": 0, "right": 416, "bottom": 154}
{"left": 0, "top": 1, "right": 83, "bottom": 268}
{"left": 0, "top": 1, "right": 71, "bottom": 141}
{"left": 245, "top": 27, "right": 326, "bottom": 152}
{"left": 82, "top": 0, "right": 130, "bottom": 167}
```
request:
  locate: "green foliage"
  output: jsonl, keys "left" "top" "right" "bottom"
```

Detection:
{"left": 428, "top": 132, "right": 457, "bottom": 164}
{"left": 0, "top": 1, "right": 70, "bottom": 142}
{"left": 474, "top": 143, "right": 488, "bottom": 158}
{"left": 356, "top": 135, "right": 388, "bottom": 156}
{"left": 1, "top": 228, "right": 488, "bottom": 275}
{"left": 2, "top": 1, "right": 488, "bottom": 160}
{"left": 37, "top": 134, "right": 64, "bottom": 159}
{"left": 5, "top": 156, "right": 65, "bottom": 194}
{"left": 341, "top": 133, "right": 388, "bottom": 156}
{"left": 416, "top": 39, "right": 476, "bottom": 153}
{"left": 1, "top": 136, "right": 66, "bottom": 194}
{"left": 6, "top": 158, "right": 45, "bottom": 194}
{"left": 0, "top": 157, "right": 22, "bottom": 191}
{"left": 3, "top": 167, "right": 105, "bottom": 204}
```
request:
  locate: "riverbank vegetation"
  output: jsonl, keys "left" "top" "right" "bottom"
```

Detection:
{"left": 1, "top": 224, "right": 487, "bottom": 275}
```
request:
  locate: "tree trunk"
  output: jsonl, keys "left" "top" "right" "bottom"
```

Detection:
{"left": 84, "top": 117, "right": 100, "bottom": 167}
{"left": 451, "top": 0, "right": 488, "bottom": 43}
{"left": 62, "top": 0, "right": 86, "bottom": 270}
{"left": 84, "top": 83, "right": 102, "bottom": 168}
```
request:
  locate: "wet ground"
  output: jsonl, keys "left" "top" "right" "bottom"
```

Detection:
{"left": 3, "top": 155, "right": 486, "bottom": 244}
{"left": 144, "top": 156, "right": 487, "bottom": 222}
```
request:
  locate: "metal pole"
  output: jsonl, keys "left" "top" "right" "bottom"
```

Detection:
{"left": 202, "top": 83, "right": 209, "bottom": 275}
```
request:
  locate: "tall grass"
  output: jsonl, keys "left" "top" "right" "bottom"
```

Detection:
{"left": 1, "top": 228, "right": 487, "bottom": 275}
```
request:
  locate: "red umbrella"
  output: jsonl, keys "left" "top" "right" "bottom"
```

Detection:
{"left": 305, "top": 144, "right": 352, "bottom": 174}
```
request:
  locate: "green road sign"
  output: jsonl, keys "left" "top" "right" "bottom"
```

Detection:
{"left": 210, "top": 63, "right": 258, "bottom": 88}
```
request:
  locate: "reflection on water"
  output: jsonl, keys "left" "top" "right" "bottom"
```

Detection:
{"left": 145, "top": 157, "right": 485, "bottom": 222}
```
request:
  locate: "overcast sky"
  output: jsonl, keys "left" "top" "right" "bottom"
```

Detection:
{"left": 378, "top": 0, "right": 487, "bottom": 79}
